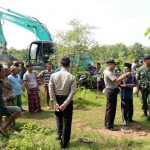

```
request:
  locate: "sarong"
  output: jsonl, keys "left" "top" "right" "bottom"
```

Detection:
{"left": 28, "top": 87, "right": 41, "bottom": 113}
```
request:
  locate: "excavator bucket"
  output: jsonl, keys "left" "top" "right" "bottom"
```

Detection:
{"left": 0, "top": 53, "right": 12, "bottom": 66}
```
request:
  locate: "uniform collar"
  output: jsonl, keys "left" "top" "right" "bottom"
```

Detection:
{"left": 107, "top": 67, "right": 113, "bottom": 72}
{"left": 61, "top": 67, "right": 69, "bottom": 71}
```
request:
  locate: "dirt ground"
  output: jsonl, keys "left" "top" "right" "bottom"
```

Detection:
{"left": 72, "top": 122, "right": 150, "bottom": 140}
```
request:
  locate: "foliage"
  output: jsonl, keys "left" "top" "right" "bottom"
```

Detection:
{"left": 1, "top": 89, "right": 150, "bottom": 149}
{"left": 7, "top": 123, "right": 58, "bottom": 150}
{"left": 145, "top": 27, "right": 150, "bottom": 39}
{"left": 54, "top": 19, "right": 97, "bottom": 73}
{"left": 7, "top": 47, "right": 27, "bottom": 63}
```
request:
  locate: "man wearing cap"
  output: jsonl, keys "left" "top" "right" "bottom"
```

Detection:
{"left": 119, "top": 63, "right": 138, "bottom": 125}
{"left": 103, "top": 60, "right": 131, "bottom": 131}
{"left": 136, "top": 55, "right": 150, "bottom": 119}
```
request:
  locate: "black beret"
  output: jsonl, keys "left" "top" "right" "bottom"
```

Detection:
{"left": 106, "top": 59, "right": 116, "bottom": 64}
{"left": 124, "top": 63, "right": 132, "bottom": 69}
{"left": 144, "top": 55, "right": 150, "bottom": 61}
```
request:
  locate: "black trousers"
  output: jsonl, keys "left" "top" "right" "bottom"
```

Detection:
{"left": 104, "top": 89, "right": 117, "bottom": 129}
{"left": 121, "top": 99, "right": 133, "bottom": 122}
{"left": 55, "top": 95, "right": 73, "bottom": 147}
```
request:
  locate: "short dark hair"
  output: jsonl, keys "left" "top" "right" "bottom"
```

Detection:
{"left": 97, "top": 63, "right": 100, "bottom": 65}
{"left": 14, "top": 62, "right": 19, "bottom": 67}
{"left": 0, "top": 64, "right": 3, "bottom": 72}
{"left": 46, "top": 62, "right": 52, "bottom": 66}
{"left": 61, "top": 56, "right": 70, "bottom": 67}
{"left": 21, "top": 62, "right": 24, "bottom": 66}
{"left": 134, "top": 59, "right": 139, "bottom": 63}
{"left": 26, "top": 63, "right": 33, "bottom": 68}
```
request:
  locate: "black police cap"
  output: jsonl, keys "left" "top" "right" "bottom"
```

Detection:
{"left": 124, "top": 63, "right": 132, "bottom": 69}
{"left": 144, "top": 55, "right": 150, "bottom": 61}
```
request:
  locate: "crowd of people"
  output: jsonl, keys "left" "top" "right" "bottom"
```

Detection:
{"left": 0, "top": 55, "right": 150, "bottom": 149}
{"left": 103, "top": 56, "right": 150, "bottom": 131}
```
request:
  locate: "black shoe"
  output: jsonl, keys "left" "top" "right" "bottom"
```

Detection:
{"left": 61, "top": 143, "right": 68, "bottom": 149}
{"left": 55, "top": 135, "right": 61, "bottom": 140}
{"left": 0, "top": 130, "right": 9, "bottom": 138}
{"left": 61, "top": 145, "right": 67, "bottom": 149}
{"left": 142, "top": 111, "right": 148, "bottom": 117}
{"left": 108, "top": 127, "right": 118, "bottom": 131}
{"left": 146, "top": 115, "right": 150, "bottom": 121}
{"left": 128, "top": 119, "right": 136, "bottom": 123}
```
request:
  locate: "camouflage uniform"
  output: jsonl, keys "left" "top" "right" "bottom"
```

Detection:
{"left": 137, "top": 66, "right": 150, "bottom": 113}
{"left": 2, "top": 77, "right": 15, "bottom": 106}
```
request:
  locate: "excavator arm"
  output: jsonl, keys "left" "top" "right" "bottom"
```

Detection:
{"left": 0, "top": 7, "right": 54, "bottom": 69}
{"left": 0, "top": 8, "right": 52, "bottom": 52}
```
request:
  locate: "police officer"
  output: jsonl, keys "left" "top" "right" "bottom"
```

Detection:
{"left": 136, "top": 55, "right": 150, "bottom": 118}
{"left": 104, "top": 60, "right": 131, "bottom": 131}
{"left": 49, "top": 57, "right": 76, "bottom": 149}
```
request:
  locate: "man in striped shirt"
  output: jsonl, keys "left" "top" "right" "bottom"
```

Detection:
{"left": 39, "top": 62, "right": 54, "bottom": 109}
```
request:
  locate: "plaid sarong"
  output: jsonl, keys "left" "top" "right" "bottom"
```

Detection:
{"left": 28, "top": 87, "right": 41, "bottom": 113}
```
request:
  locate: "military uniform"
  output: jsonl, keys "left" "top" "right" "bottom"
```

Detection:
{"left": 137, "top": 64, "right": 150, "bottom": 115}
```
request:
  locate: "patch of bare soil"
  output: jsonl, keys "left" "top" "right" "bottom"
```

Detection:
{"left": 72, "top": 122, "right": 150, "bottom": 140}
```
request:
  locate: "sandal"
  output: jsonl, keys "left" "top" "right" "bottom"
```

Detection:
{"left": 78, "top": 138, "right": 92, "bottom": 143}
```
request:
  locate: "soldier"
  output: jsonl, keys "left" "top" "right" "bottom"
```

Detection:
{"left": 136, "top": 55, "right": 150, "bottom": 118}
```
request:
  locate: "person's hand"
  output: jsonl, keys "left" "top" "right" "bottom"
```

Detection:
{"left": 27, "top": 90, "right": 31, "bottom": 95}
{"left": 125, "top": 72, "right": 132, "bottom": 77}
{"left": 37, "top": 86, "right": 40, "bottom": 91}
{"left": 135, "top": 87, "right": 139, "bottom": 94}
{"left": 59, "top": 104, "right": 66, "bottom": 111}
{"left": 54, "top": 104, "right": 60, "bottom": 111}
{"left": 10, "top": 113, "right": 16, "bottom": 119}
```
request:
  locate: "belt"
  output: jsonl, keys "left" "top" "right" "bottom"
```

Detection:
{"left": 107, "top": 88, "right": 118, "bottom": 90}
{"left": 56, "top": 95, "right": 68, "bottom": 98}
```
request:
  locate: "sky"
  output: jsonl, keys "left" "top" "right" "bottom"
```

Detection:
{"left": 1, "top": 0, "right": 150, "bottom": 49}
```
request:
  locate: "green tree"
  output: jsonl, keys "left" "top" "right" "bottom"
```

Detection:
{"left": 128, "top": 43, "right": 144, "bottom": 59}
{"left": 7, "top": 48, "right": 27, "bottom": 63}
{"left": 54, "top": 19, "right": 98, "bottom": 73}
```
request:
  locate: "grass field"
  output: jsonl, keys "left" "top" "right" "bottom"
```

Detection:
{"left": 0, "top": 87, "right": 150, "bottom": 150}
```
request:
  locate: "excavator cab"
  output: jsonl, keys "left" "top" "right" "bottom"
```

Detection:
{"left": 28, "top": 40, "right": 55, "bottom": 70}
